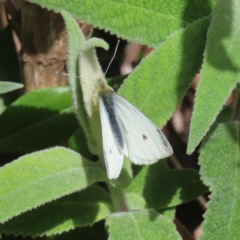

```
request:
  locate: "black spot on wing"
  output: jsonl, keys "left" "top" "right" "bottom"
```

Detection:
{"left": 110, "top": 149, "right": 112, "bottom": 154}
{"left": 143, "top": 134, "right": 147, "bottom": 140}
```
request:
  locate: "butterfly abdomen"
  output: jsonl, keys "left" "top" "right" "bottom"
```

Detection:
{"left": 100, "top": 92, "right": 124, "bottom": 149}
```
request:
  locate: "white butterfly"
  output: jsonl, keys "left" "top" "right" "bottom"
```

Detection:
{"left": 80, "top": 38, "right": 173, "bottom": 179}
{"left": 98, "top": 84, "right": 173, "bottom": 179}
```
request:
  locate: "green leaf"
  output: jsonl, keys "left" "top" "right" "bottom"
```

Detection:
{"left": 128, "top": 161, "right": 169, "bottom": 197}
{"left": 199, "top": 122, "right": 240, "bottom": 239}
{"left": 159, "top": 208, "right": 176, "bottom": 220}
{"left": 79, "top": 37, "right": 108, "bottom": 119}
{"left": 187, "top": 0, "right": 240, "bottom": 154}
{"left": 68, "top": 127, "right": 93, "bottom": 160}
{"left": 0, "top": 187, "right": 112, "bottom": 238}
{"left": 119, "top": 16, "right": 211, "bottom": 128}
{"left": 214, "top": 105, "right": 234, "bottom": 125}
{"left": 124, "top": 192, "right": 146, "bottom": 210}
{"left": 106, "top": 209, "right": 181, "bottom": 240}
{"left": 0, "top": 147, "right": 107, "bottom": 223}
{"left": 126, "top": 161, "right": 208, "bottom": 209}
{"left": 0, "top": 82, "right": 23, "bottom": 94}
{"left": 61, "top": 10, "right": 87, "bottom": 131}
{"left": 0, "top": 87, "right": 78, "bottom": 153}
{"left": 142, "top": 169, "right": 207, "bottom": 209}
{"left": 28, "top": 0, "right": 215, "bottom": 47}
{"left": 50, "top": 221, "right": 107, "bottom": 240}
{"left": 123, "top": 164, "right": 162, "bottom": 211}
{"left": 83, "top": 37, "right": 108, "bottom": 52}
{"left": 62, "top": 11, "right": 103, "bottom": 155}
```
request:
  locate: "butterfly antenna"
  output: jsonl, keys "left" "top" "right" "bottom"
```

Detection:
{"left": 56, "top": 71, "right": 81, "bottom": 78}
{"left": 104, "top": 39, "right": 120, "bottom": 75}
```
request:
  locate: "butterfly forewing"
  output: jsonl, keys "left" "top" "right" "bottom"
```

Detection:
{"left": 112, "top": 93, "right": 173, "bottom": 165}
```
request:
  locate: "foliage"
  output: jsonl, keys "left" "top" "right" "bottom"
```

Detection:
{"left": 0, "top": 82, "right": 23, "bottom": 95}
{"left": 1, "top": 0, "right": 239, "bottom": 239}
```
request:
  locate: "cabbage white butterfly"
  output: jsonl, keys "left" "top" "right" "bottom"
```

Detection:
{"left": 96, "top": 79, "right": 173, "bottom": 179}
{"left": 79, "top": 38, "right": 173, "bottom": 179}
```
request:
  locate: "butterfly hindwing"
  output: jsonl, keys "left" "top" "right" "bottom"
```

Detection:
{"left": 99, "top": 95, "right": 124, "bottom": 179}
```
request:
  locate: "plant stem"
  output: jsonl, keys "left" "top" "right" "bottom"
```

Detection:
{"left": 108, "top": 184, "right": 129, "bottom": 212}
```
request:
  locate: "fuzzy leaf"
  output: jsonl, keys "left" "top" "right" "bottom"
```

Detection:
{"left": 0, "top": 187, "right": 112, "bottom": 237}
{"left": 159, "top": 208, "right": 176, "bottom": 220}
{"left": 79, "top": 37, "right": 108, "bottom": 117}
{"left": 199, "top": 122, "right": 240, "bottom": 239}
{"left": 0, "top": 147, "right": 107, "bottom": 223}
{"left": 187, "top": 0, "right": 240, "bottom": 154}
{"left": 126, "top": 161, "right": 207, "bottom": 209}
{"left": 106, "top": 209, "right": 181, "bottom": 240}
{"left": 50, "top": 221, "right": 107, "bottom": 240}
{"left": 0, "top": 87, "right": 78, "bottom": 153}
{"left": 68, "top": 127, "right": 92, "bottom": 160}
{"left": 28, "top": 0, "right": 215, "bottom": 47}
{"left": 142, "top": 169, "right": 207, "bottom": 209}
{"left": 61, "top": 10, "right": 88, "bottom": 132}
{"left": 119, "top": 17, "right": 211, "bottom": 128}
{"left": 62, "top": 11, "right": 105, "bottom": 155}
{"left": 0, "top": 82, "right": 23, "bottom": 94}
